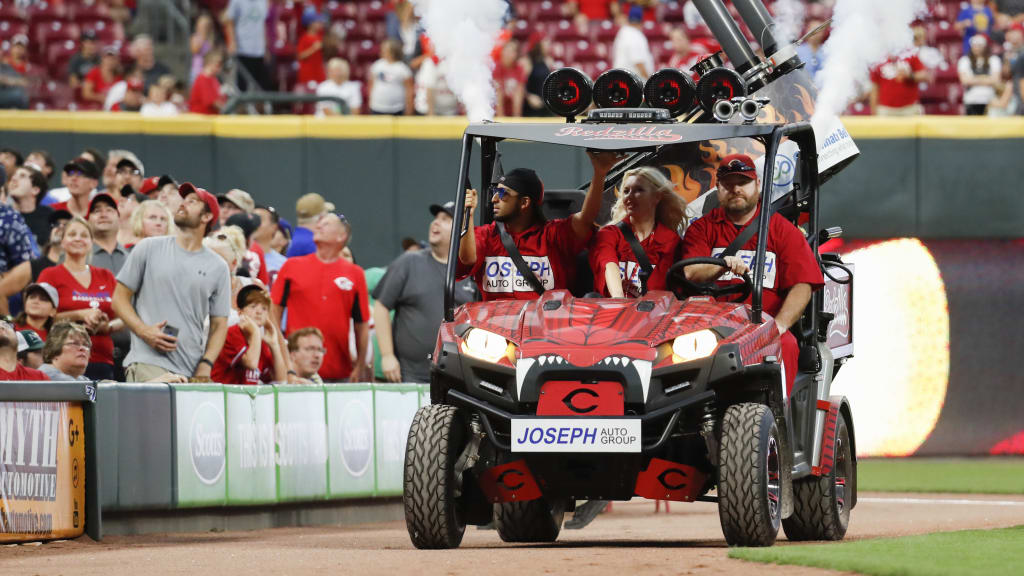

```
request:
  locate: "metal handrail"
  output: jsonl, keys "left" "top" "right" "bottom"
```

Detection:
{"left": 221, "top": 91, "right": 351, "bottom": 115}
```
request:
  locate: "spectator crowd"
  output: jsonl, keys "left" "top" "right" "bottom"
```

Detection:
{"left": 2, "top": 1, "right": 1023, "bottom": 116}
{"left": 0, "top": 143, "right": 481, "bottom": 384}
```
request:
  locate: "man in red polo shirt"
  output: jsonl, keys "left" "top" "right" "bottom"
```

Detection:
{"left": 271, "top": 213, "right": 370, "bottom": 381}
{"left": 680, "top": 154, "right": 823, "bottom": 395}
{"left": 458, "top": 151, "right": 621, "bottom": 301}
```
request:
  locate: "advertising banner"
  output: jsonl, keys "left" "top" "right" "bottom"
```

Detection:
{"left": 225, "top": 386, "right": 276, "bottom": 505}
{"left": 373, "top": 384, "right": 420, "bottom": 496}
{"left": 326, "top": 385, "right": 375, "bottom": 498}
{"left": 0, "top": 401, "right": 85, "bottom": 542}
{"left": 173, "top": 386, "right": 227, "bottom": 507}
{"left": 275, "top": 386, "right": 328, "bottom": 501}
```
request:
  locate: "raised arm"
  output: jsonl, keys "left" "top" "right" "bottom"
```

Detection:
{"left": 572, "top": 151, "right": 622, "bottom": 239}
{"left": 458, "top": 188, "right": 479, "bottom": 266}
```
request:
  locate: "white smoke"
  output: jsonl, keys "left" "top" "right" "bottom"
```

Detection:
{"left": 811, "top": 0, "right": 926, "bottom": 130}
{"left": 411, "top": 0, "right": 508, "bottom": 122}
{"left": 771, "top": 0, "right": 805, "bottom": 44}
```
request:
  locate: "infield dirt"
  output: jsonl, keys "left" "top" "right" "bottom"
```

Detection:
{"left": 3, "top": 493, "right": 1022, "bottom": 576}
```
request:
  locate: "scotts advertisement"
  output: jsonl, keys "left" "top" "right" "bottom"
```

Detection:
{"left": 175, "top": 387, "right": 227, "bottom": 507}
{"left": 225, "top": 386, "right": 276, "bottom": 505}
{"left": 327, "top": 386, "right": 375, "bottom": 497}
{"left": 1, "top": 402, "right": 86, "bottom": 542}
{"left": 276, "top": 388, "right": 328, "bottom": 501}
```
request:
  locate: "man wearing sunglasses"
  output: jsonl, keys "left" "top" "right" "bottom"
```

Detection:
{"left": 680, "top": 153, "right": 823, "bottom": 396}
{"left": 51, "top": 156, "right": 100, "bottom": 218}
{"left": 457, "top": 151, "right": 622, "bottom": 301}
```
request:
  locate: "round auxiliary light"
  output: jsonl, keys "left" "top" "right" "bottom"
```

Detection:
{"left": 542, "top": 67, "right": 593, "bottom": 119}
{"left": 696, "top": 67, "right": 747, "bottom": 114}
{"left": 593, "top": 68, "right": 644, "bottom": 108}
{"left": 643, "top": 68, "right": 697, "bottom": 117}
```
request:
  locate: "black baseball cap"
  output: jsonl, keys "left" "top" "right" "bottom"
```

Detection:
{"left": 63, "top": 156, "right": 100, "bottom": 180}
{"left": 497, "top": 168, "right": 544, "bottom": 204}
{"left": 429, "top": 201, "right": 455, "bottom": 217}
{"left": 116, "top": 157, "right": 142, "bottom": 174}
{"left": 48, "top": 208, "right": 72, "bottom": 227}
{"left": 87, "top": 192, "right": 119, "bottom": 217}
{"left": 225, "top": 212, "right": 261, "bottom": 240}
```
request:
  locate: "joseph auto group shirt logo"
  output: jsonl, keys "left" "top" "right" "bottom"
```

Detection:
{"left": 482, "top": 256, "right": 555, "bottom": 293}
{"left": 710, "top": 248, "right": 778, "bottom": 289}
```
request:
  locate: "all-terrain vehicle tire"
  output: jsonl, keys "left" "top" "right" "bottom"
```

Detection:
{"left": 783, "top": 410, "right": 853, "bottom": 541}
{"left": 494, "top": 499, "right": 565, "bottom": 543}
{"left": 403, "top": 404, "right": 467, "bottom": 549}
{"left": 718, "top": 402, "right": 783, "bottom": 547}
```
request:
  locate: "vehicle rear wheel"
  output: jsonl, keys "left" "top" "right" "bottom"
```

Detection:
{"left": 403, "top": 404, "right": 467, "bottom": 549}
{"left": 494, "top": 498, "right": 565, "bottom": 543}
{"left": 783, "top": 411, "right": 853, "bottom": 541}
{"left": 718, "top": 402, "right": 782, "bottom": 547}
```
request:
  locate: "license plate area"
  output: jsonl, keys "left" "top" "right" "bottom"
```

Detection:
{"left": 536, "top": 381, "right": 624, "bottom": 416}
{"left": 510, "top": 418, "right": 641, "bottom": 453}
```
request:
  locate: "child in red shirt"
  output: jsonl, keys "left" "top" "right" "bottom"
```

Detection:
{"left": 212, "top": 285, "right": 289, "bottom": 385}
{"left": 189, "top": 51, "right": 225, "bottom": 115}
{"left": 296, "top": 13, "right": 327, "bottom": 86}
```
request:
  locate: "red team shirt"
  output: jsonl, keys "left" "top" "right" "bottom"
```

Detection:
{"left": 211, "top": 324, "right": 274, "bottom": 385}
{"left": 680, "top": 208, "right": 823, "bottom": 317}
{"left": 493, "top": 61, "right": 527, "bottom": 115}
{"left": 589, "top": 219, "right": 683, "bottom": 297}
{"left": 188, "top": 72, "right": 223, "bottom": 114}
{"left": 37, "top": 265, "right": 117, "bottom": 365}
{"left": 297, "top": 31, "right": 326, "bottom": 85}
{"left": 271, "top": 254, "right": 370, "bottom": 380}
{"left": 0, "top": 364, "right": 49, "bottom": 381}
{"left": 457, "top": 219, "right": 590, "bottom": 301}
{"left": 15, "top": 323, "right": 47, "bottom": 342}
{"left": 870, "top": 53, "right": 925, "bottom": 108}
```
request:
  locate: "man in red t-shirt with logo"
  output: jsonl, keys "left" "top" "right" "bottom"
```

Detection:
{"left": 680, "top": 154, "right": 823, "bottom": 395}
{"left": 458, "top": 151, "right": 621, "bottom": 301}
{"left": 869, "top": 51, "right": 929, "bottom": 116}
{"left": 271, "top": 213, "right": 370, "bottom": 381}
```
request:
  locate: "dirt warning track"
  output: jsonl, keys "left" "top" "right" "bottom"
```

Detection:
{"left": 3, "top": 493, "right": 1022, "bottom": 576}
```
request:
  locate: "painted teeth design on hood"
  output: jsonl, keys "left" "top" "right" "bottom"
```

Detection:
{"left": 539, "top": 356, "right": 548, "bottom": 366}
{"left": 516, "top": 357, "right": 536, "bottom": 397}
{"left": 620, "top": 357, "right": 630, "bottom": 366}
{"left": 633, "top": 360, "right": 652, "bottom": 401}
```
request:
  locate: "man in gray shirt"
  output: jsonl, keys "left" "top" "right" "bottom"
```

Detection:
{"left": 113, "top": 183, "right": 231, "bottom": 381}
{"left": 222, "top": 0, "right": 271, "bottom": 91}
{"left": 373, "top": 202, "right": 477, "bottom": 383}
{"left": 88, "top": 193, "right": 130, "bottom": 274}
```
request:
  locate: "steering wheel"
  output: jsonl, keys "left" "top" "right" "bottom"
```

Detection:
{"left": 666, "top": 257, "right": 753, "bottom": 302}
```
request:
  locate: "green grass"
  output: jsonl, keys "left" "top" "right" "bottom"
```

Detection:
{"left": 857, "top": 458, "right": 1024, "bottom": 495}
{"left": 729, "top": 526, "right": 1024, "bottom": 576}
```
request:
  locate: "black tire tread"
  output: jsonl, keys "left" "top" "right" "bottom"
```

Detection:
{"left": 494, "top": 500, "right": 564, "bottom": 543}
{"left": 718, "top": 402, "right": 780, "bottom": 547}
{"left": 783, "top": 415, "right": 851, "bottom": 541}
{"left": 403, "top": 404, "right": 466, "bottom": 549}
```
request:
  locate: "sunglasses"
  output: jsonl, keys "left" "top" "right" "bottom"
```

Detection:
{"left": 488, "top": 184, "right": 519, "bottom": 201}
{"left": 66, "top": 169, "right": 85, "bottom": 178}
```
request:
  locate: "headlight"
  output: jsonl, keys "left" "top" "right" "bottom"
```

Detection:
{"left": 671, "top": 330, "right": 719, "bottom": 363}
{"left": 462, "top": 328, "right": 511, "bottom": 363}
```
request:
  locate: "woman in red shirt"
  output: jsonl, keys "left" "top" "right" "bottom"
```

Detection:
{"left": 212, "top": 285, "right": 288, "bottom": 385}
{"left": 590, "top": 167, "right": 686, "bottom": 297}
{"left": 37, "top": 215, "right": 120, "bottom": 380}
{"left": 81, "top": 47, "right": 122, "bottom": 105}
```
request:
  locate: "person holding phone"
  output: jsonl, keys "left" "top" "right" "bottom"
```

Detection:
{"left": 113, "top": 183, "right": 231, "bottom": 382}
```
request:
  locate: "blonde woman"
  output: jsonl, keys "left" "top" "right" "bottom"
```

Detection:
{"left": 37, "top": 216, "right": 121, "bottom": 379}
{"left": 203, "top": 226, "right": 258, "bottom": 326}
{"left": 129, "top": 199, "right": 176, "bottom": 246}
{"left": 589, "top": 166, "right": 686, "bottom": 298}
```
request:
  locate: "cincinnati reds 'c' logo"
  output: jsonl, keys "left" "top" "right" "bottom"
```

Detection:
{"left": 496, "top": 469, "right": 525, "bottom": 490}
{"left": 657, "top": 468, "right": 689, "bottom": 490}
{"left": 562, "top": 388, "right": 600, "bottom": 414}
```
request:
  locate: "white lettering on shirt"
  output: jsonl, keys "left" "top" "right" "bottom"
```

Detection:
{"left": 334, "top": 276, "right": 354, "bottom": 291}
{"left": 710, "top": 248, "right": 778, "bottom": 289}
{"left": 482, "top": 256, "right": 555, "bottom": 293}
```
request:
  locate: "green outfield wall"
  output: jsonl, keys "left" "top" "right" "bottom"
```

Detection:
{"left": 2, "top": 113, "right": 1022, "bottom": 267}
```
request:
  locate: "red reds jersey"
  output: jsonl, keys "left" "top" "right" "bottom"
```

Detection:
{"left": 457, "top": 218, "right": 590, "bottom": 302}
{"left": 212, "top": 324, "right": 273, "bottom": 385}
{"left": 38, "top": 264, "right": 117, "bottom": 366}
{"left": 870, "top": 53, "right": 925, "bottom": 108}
{"left": 0, "top": 364, "right": 49, "bottom": 381}
{"left": 680, "top": 207, "right": 823, "bottom": 316}
{"left": 271, "top": 254, "right": 369, "bottom": 380}
{"left": 589, "top": 219, "right": 682, "bottom": 297}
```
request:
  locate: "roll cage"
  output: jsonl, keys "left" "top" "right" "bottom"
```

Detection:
{"left": 443, "top": 121, "right": 823, "bottom": 343}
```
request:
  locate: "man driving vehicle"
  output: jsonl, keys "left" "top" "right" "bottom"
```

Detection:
{"left": 680, "top": 153, "right": 823, "bottom": 395}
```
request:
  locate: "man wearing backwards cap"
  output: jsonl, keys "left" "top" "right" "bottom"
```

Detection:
{"left": 458, "top": 152, "right": 621, "bottom": 301}
{"left": 113, "top": 182, "right": 232, "bottom": 382}
{"left": 680, "top": 153, "right": 824, "bottom": 396}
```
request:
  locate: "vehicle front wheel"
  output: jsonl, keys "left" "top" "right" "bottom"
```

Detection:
{"left": 403, "top": 404, "right": 467, "bottom": 549}
{"left": 718, "top": 403, "right": 783, "bottom": 547}
{"left": 783, "top": 410, "right": 853, "bottom": 541}
{"left": 494, "top": 498, "right": 565, "bottom": 543}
